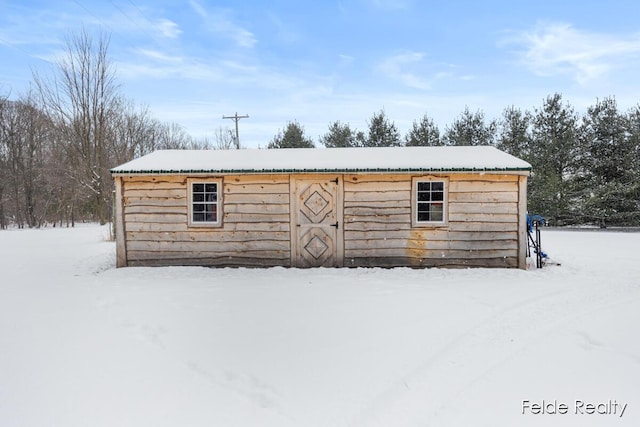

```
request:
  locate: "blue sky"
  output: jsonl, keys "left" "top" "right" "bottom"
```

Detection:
{"left": 2, "top": 0, "right": 640, "bottom": 148}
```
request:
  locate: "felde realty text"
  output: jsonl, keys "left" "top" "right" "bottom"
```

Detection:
{"left": 522, "top": 400, "right": 627, "bottom": 417}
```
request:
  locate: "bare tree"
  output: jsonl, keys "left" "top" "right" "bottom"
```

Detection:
{"left": 0, "top": 93, "right": 52, "bottom": 228}
{"left": 15, "top": 94, "right": 51, "bottom": 228}
{"left": 0, "top": 99, "right": 27, "bottom": 228}
{"left": 33, "top": 29, "right": 119, "bottom": 224}
{"left": 213, "top": 126, "right": 236, "bottom": 149}
{"left": 154, "top": 122, "right": 192, "bottom": 150}
{"left": 0, "top": 94, "right": 10, "bottom": 228}
{"left": 108, "top": 100, "right": 160, "bottom": 164}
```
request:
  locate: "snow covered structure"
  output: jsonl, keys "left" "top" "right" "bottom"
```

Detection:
{"left": 110, "top": 146, "right": 531, "bottom": 269}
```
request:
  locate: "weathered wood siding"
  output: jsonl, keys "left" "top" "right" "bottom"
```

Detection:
{"left": 343, "top": 174, "right": 522, "bottom": 268}
{"left": 115, "top": 172, "right": 526, "bottom": 269}
{"left": 121, "top": 175, "right": 291, "bottom": 267}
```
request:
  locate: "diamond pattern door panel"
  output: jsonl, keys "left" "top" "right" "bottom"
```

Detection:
{"left": 294, "top": 180, "right": 341, "bottom": 267}
{"left": 300, "top": 185, "right": 333, "bottom": 224}
{"left": 300, "top": 229, "right": 332, "bottom": 265}
{"left": 304, "top": 191, "right": 329, "bottom": 216}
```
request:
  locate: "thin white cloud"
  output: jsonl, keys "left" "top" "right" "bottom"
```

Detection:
{"left": 117, "top": 60, "right": 224, "bottom": 81}
{"left": 188, "top": 0, "right": 207, "bottom": 19}
{"left": 135, "top": 49, "right": 183, "bottom": 63}
{"left": 0, "top": 3, "right": 181, "bottom": 48}
{"left": 105, "top": 3, "right": 183, "bottom": 39}
{"left": 189, "top": 0, "right": 256, "bottom": 48}
{"left": 338, "top": 54, "right": 355, "bottom": 66}
{"left": 0, "top": 8, "right": 68, "bottom": 48}
{"left": 64, "top": 4, "right": 183, "bottom": 40}
{"left": 121, "top": 50, "right": 226, "bottom": 82}
{"left": 154, "top": 18, "right": 182, "bottom": 39}
{"left": 503, "top": 22, "right": 640, "bottom": 85}
{"left": 120, "top": 50, "right": 305, "bottom": 92}
{"left": 266, "top": 12, "right": 300, "bottom": 45}
{"left": 364, "top": 0, "right": 412, "bottom": 11}
{"left": 376, "top": 51, "right": 431, "bottom": 90}
{"left": 220, "top": 60, "right": 259, "bottom": 74}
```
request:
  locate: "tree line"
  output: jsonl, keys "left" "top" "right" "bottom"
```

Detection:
{"left": 0, "top": 31, "right": 232, "bottom": 229}
{"left": 2, "top": 31, "right": 639, "bottom": 228}
{"left": 268, "top": 95, "right": 640, "bottom": 227}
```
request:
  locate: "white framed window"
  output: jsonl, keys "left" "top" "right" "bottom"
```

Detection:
{"left": 412, "top": 177, "right": 448, "bottom": 227}
{"left": 188, "top": 179, "right": 222, "bottom": 227}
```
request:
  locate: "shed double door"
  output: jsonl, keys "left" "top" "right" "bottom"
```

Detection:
{"left": 291, "top": 177, "right": 344, "bottom": 267}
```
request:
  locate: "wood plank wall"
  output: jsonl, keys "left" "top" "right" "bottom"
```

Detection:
{"left": 343, "top": 174, "right": 521, "bottom": 268}
{"left": 118, "top": 172, "right": 524, "bottom": 268}
{"left": 121, "top": 175, "right": 291, "bottom": 267}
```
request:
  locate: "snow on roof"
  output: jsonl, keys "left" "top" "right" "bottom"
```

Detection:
{"left": 110, "top": 146, "right": 531, "bottom": 175}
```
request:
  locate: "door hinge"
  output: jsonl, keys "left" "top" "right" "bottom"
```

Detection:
{"left": 330, "top": 177, "right": 339, "bottom": 184}
{"left": 331, "top": 221, "right": 339, "bottom": 229}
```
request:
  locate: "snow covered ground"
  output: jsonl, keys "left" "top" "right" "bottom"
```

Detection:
{"left": 0, "top": 225, "right": 638, "bottom": 427}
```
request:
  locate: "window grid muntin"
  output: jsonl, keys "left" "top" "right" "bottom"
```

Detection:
{"left": 416, "top": 180, "right": 445, "bottom": 223}
{"left": 191, "top": 181, "right": 218, "bottom": 223}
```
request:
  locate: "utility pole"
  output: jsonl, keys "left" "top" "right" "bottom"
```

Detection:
{"left": 222, "top": 112, "right": 249, "bottom": 149}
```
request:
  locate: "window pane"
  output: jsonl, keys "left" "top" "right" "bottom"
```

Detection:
{"left": 193, "top": 212, "right": 205, "bottom": 222}
{"left": 430, "top": 203, "right": 443, "bottom": 221}
{"left": 432, "top": 191, "right": 444, "bottom": 201}
{"left": 418, "top": 191, "right": 431, "bottom": 201}
{"left": 205, "top": 193, "right": 217, "bottom": 202}
{"left": 202, "top": 202, "right": 217, "bottom": 222}
{"left": 193, "top": 183, "right": 204, "bottom": 193}
{"left": 193, "top": 203, "right": 205, "bottom": 212}
{"left": 417, "top": 211, "right": 430, "bottom": 222}
{"left": 193, "top": 193, "right": 204, "bottom": 202}
{"left": 432, "top": 182, "right": 444, "bottom": 192}
{"left": 418, "top": 182, "right": 431, "bottom": 192}
{"left": 205, "top": 183, "right": 217, "bottom": 193}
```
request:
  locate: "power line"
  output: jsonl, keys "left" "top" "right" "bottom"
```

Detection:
{"left": 72, "top": 0, "right": 165, "bottom": 56}
{"left": 109, "top": 0, "right": 168, "bottom": 47}
{"left": 0, "top": 36, "right": 54, "bottom": 65}
{"left": 72, "top": 0, "right": 116, "bottom": 34}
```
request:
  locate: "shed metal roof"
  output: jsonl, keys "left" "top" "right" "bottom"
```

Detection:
{"left": 110, "top": 146, "right": 531, "bottom": 175}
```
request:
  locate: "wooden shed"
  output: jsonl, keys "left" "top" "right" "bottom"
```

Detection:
{"left": 110, "top": 146, "right": 531, "bottom": 269}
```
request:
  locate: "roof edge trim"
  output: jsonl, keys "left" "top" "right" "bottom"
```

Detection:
{"left": 111, "top": 166, "right": 532, "bottom": 175}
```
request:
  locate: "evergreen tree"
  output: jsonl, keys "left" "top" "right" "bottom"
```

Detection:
{"left": 405, "top": 113, "right": 441, "bottom": 146}
{"left": 268, "top": 120, "right": 315, "bottom": 148}
{"left": 529, "top": 93, "right": 580, "bottom": 225}
{"left": 364, "top": 110, "right": 401, "bottom": 147}
{"left": 625, "top": 105, "right": 640, "bottom": 224}
{"left": 442, "top": 106, "right": 496, "bottom": 146}
{"left": 496, "top": 106, "right": 531, "bottom": 159}
{"left": 320, "top": 121, "right": 363, "bottom": 147}
{"left": 579, "top": 97, "right": 638, "bottom": 225}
